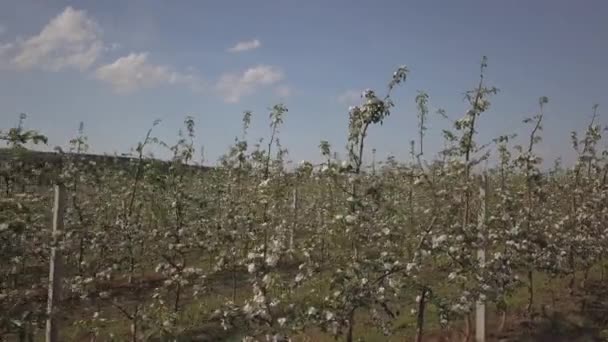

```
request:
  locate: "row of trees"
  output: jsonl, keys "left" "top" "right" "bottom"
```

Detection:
{"left": 1, "top": 58, "right": 607, "bottom": 341}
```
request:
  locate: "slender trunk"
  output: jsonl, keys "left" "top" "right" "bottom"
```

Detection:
{"left": 498, "top": 310, "right": 506, "bottom": 333}
{"left": 463, "top": 314, "right": 472, "bottom": 342}
{"left": 320, "top": 236, "right": 325, "bottom": 264}
{"left": 346, "top": 309, "right": 355, "bottom": 342}
{"left": 580, "top": 266, "right": 591, "bottom": 312}
{"left": 415, "top": 288, "right": 428, "bottom": 342}
{"left": 130, "top": 304, "right": 139, "bottom": 342}
{"left": 232, "top": 257, "right": 238, "bottom": 302}
{"left": 582, "top": 266, "right": 590, "bottom": 288}
{"left": 174, "top": 282, "right": 182, "bottom": 314}
{"left": 263, "top": 217, "right": 270, "bottom": 261}
{"left": 78, "top": 236, "right": 85, "bottom": 274}
{"left": 261, "top": 121, "right": 278, "bottom": 261}
{"left": 128, "top": 253, "right": 135, "bottom": 285}
{"left": 350, "top": 180, "right": 358, "bottom": 260}
{"left": 243, "top": 240, "right": 250, "bottom": 260}
{"left": 27, "top": 326, "right": 33, "bottom": 342}
{"left": 568, "top": 265, "right": 576, "bottom": 296}
{"left": 130, "top": 319, "right": 137, "bottom": 342}
{"left": 18, "top": 326, "right": 25, "bottom": 342}
{"left": 526, "top": 270, "right": 534, "bottom": 316}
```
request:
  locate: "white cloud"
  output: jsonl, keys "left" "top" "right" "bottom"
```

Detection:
{"left": 105, "top": 42, "right": 120, "bottom": 52}
{"left": 11, "top": 7, "right": 103, "bottom": 71}
{"left": 0, "top": 42, "right": 12, "bottom": 56}
{"left": 337, "top": 89, "right": 362, "bottom": 105}
{"left": 0, "top": 8, "right": 284, "bottom": 101}
{"left": 216, "top": 65, "right": 284, "bottom": 103}
{"left": 0, "top": 42, "right": 13, "bottom": 68}
{"left": 95, "top": 52, "right": 202, "bottom": 93}
{"left": 275, "top": 85, "right": 292, "bottom": 98}
{"left": 227, "top": 39, "right": 261, "bottom": 53}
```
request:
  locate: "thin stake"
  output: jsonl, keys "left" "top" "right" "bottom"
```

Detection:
{"left": 290, "top": 187, "right": 299, "bottom": 252}
{"left": 476, "top": 174, "right": 487, "bottom": 342}
{"left": 46, "top": 184, "right": 66, "bottom": 342}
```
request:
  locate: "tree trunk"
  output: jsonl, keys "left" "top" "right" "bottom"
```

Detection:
{"left": 568, "top": 249, "right": 576, "bottom": 296}
{"left": 130, "top": 304, "right": 139, "bottom": 342}
{"left": 346, "top": 308, "right": 355, "bottom": 342}
{"left": 174, "top": 282, "right": 182, "bottom": 314}
{"left": 128, "top": 253, "right": 135, "bottom": 285}
{"left": 78, "top": 235, "right": 86, "bottom": 275}
{"left": 526, "top": 270, "right": 534, "bottom": 317}
{"left": 498, "top": 310, "right": 506, "bottom": 333}
{"left": 232, "top": 260, "right": 238, "bottom": 302}
{"left": 462, "top": 313, "right": 472, "bottom": 342}
{"left": 130, "top": 320, "right": 137, "bottom": 342}
{"left": 415, "top": 288, "right": 428, "bottom": 342}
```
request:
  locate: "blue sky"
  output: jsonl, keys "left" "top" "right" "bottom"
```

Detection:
{"left": 0, "top": 0, "right": 606, "bottom": 166}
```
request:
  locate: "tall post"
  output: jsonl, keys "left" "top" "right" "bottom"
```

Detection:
{"left": 46, "top": 184, "right": 65, "bottom": 342}
{"left": 476, "top": 174, "right": 487, "bottom": 342}
{"left": 290, "top": 187, "right": 299, "bottom": 253}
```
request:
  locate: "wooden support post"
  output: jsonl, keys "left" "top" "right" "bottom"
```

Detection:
{"left": 46, "top": 184, "right": 65, "bottom": 342}
{"left": 476, "top": 174, "right": 487, "bottom": 342}
{"left": 290, "top": 187, "right": 299, "bottom": 253}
